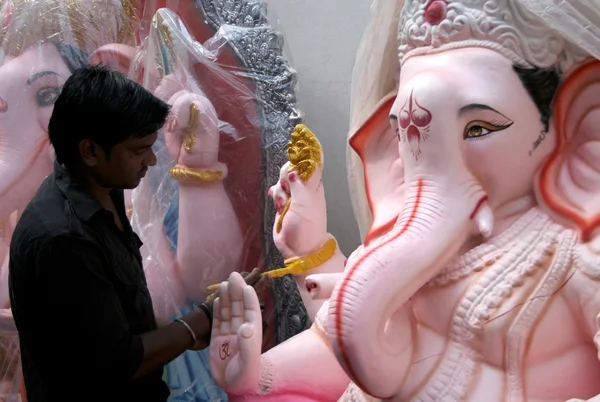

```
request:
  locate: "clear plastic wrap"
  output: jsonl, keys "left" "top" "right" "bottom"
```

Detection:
{"left": 126, "top": 3, "right": 308, "bottom": 400}
{"left": 0, "top": 0, "right": 138, "bottom": 400}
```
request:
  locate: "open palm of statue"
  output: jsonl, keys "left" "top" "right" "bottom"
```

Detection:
{"left": 209, "top": 272, "right": 264, "bottom": 395}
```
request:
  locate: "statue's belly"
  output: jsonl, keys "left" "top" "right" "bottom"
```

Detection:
{"left": 525, "top": 342, "right": 600, "bottom": 401}
{"left": 398, "top": 270, "right": 600, "bottom": 402}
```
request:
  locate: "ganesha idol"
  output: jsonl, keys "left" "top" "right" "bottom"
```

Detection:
{"left": 0, "top": 0, "right": 137, "bottom": 398}
{"left": 209, "top": 0, "right": 600, "bottom": 401}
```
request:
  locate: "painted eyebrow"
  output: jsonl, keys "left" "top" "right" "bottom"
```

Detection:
{"left": 458, "top": 103, "right": 510, "bottom": 119}
{"left": 27, "top": 71, "right": 59, "bottom": 85}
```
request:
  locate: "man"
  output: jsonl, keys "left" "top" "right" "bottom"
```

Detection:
{"left": 8, "top": 65, "right": 260, "bottom": 401}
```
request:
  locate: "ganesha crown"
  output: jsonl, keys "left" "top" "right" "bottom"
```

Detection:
{"left": 398, "top": 0, "right": 588, "bottom": 73}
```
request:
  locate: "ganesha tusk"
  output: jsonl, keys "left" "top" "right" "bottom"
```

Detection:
{"left": 472, "top": 199, "right": 494, "bottom": 238}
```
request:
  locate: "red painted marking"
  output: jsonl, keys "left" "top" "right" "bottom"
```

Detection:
{"left": 407, "top": 125, "right": 421, "bottom": 143}
{"left": 364, "top": 218, "right": 396, "bottom": 246}
{"left": 219, "top": 340, "right": 231, "bottom": 360}
{"left": 425, "top": 0, "right": 448, "bottom": 25}
{"left": 538, "top": 60, "right": 600, "bottom": 242}
{"left": 333, "top": 178, "right": 424, "bottom": 395}
{"left": 274, "top": 198, "right": 285, "bottom": 214}
{"left": 399, "top": 90, "right": 432, "bottom": 160}
{"left": 469, "top": 195, "right": 489, "bottom": 220}
{"left": 280, "top": 178, "right": 289, "bottom": 193}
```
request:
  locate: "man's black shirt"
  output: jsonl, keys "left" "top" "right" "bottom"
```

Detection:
{"left": 9, "top": 162, "right": 170, "bottom": 402}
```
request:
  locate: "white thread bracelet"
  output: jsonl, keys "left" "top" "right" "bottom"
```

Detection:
{"left": 175, "top": 318, "right": 196, "bottom": 348}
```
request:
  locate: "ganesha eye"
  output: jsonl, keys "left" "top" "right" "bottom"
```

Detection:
{"left": 466, "top": 126, "right": 490, "bottom": 138}
{"left": 36, "top": 86, "right": 61, "bottom": 107}
{"left": 463, "top": 120, "right": 514, "bottom": 140}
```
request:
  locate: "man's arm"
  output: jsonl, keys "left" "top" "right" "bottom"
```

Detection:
{"left": 134, "top": 309, "right": 209, "bottom": 379}
{"left": 31, "top": 235, "right": 209, "bottom": 385}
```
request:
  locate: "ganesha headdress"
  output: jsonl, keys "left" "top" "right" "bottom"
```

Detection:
{"left": 0, "top": 0, "right": 137, "bottom": 56}
{"left": 398, "top": 0, "right": 600, "bottom": 75}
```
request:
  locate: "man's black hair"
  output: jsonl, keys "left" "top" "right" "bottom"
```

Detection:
{"left": 48, "top": 64, "right": 171, "bottom": 167}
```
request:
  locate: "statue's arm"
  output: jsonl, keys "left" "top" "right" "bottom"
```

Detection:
{"left": 214, "top": 298, "right": 350, "bottom": 400}
{"left": 244, "top": 324, "right": 350, "bottom": 400}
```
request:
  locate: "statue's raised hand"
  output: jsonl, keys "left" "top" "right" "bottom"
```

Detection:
{"left": 268, "top": 126, "right": 327, "bottom": 259}
{"left": 156, "top": 74, "right": 222, "bottom": 170}
{"left": 210, "top": 272, "right": 263, "bottom": 395}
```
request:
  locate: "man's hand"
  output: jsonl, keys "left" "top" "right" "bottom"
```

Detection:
{"left": 205, "top": 268, "right": 266, "bottom": 310}
{"left": 192, "top": 268, "right": 266, "bottom": 349}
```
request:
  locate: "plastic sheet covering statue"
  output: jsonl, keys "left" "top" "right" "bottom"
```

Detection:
{"left": 89, "top": 2, "right": 307, "bottom": 401}
{"left": 133, "top": 0, "right": 310, "bottom": 350}
{"left": 0, "top": 0, "right": 137, "bottom": 399}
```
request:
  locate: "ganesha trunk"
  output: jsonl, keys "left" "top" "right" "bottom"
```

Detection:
{"left": 329, "top": 76, "right": 494, "bottom": 398}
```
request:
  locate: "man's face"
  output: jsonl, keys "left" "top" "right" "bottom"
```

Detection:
{"left": 92, "top": 132, "right": 158, "bottom": 190}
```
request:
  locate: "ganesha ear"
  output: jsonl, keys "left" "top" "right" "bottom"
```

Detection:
{"left": 348, "top": 92, "right": 404, "bottom": 246}
{"left": 88, "top": 44, "right": 137, "bottom": 76}
{"left": 534, "top": 60, "right": 600, "bottom": 243}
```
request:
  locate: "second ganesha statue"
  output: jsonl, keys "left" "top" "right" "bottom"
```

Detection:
{"left": 208, "top": 0, "right": 600, "bottom": 401}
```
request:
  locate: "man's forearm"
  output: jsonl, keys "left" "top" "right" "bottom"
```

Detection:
{"left": 133, "top": 309, "right": 211, "bottom": 380}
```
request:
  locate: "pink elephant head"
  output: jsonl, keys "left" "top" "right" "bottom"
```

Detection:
{"left": 333, "top": 0, "right": 600, "bottom": 397}
{"left": 0, "top": 0, "right": 137, "bottom": 221}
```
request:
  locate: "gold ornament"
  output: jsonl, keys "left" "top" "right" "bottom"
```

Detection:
{"left": 275, "top": 198, "right": 291, "bottom": 234}
{"left": 183, "top": 102, "right": 200, "bottom": 152}
{"left": 287, "top": 124, "right": 322, "bottom": 183}
{"left": 168, "top": 166, "right": 224, "bottom": 184}
{"left": 206, "top": 238, "right": 339, "bottom": 291}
